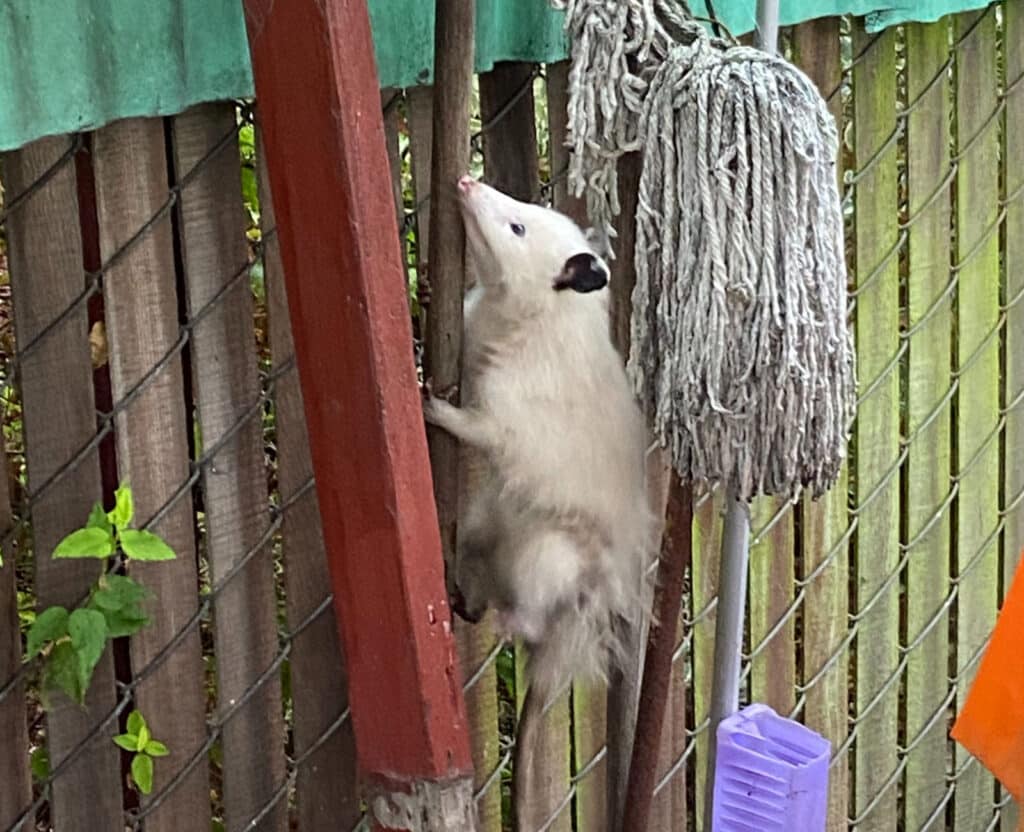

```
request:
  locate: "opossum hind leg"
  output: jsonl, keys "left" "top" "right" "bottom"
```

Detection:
{"left": 497, "top": 529, "right": 584, "bottom": 652}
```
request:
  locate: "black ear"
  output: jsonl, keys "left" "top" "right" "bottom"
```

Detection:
{"left": 553, "top": 252, "right": 609, "bottom": 294}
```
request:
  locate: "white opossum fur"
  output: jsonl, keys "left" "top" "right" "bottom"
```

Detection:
{"left": 423, "top": 176, "right": 657, "bottom": 823}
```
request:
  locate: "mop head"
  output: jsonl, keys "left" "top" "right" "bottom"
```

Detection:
{"left": 552, "top": 0, "right": 855, "bottom": 501}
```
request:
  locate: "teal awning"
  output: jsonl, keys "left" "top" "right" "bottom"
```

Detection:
{"left": 0, "top": 0, "right": 991, "bottom": 153}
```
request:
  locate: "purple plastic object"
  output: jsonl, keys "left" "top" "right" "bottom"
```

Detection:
{"left": 711, "top": 704, "right": 831, "bottom": 832}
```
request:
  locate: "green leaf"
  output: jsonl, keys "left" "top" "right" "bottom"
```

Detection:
{"left": 127, "top": 710, "right": 147, "bottom": 738}
{"left": 92, "top": 573, "right": 149, "bottom": 611}
{"left": 136, "top": 721, "right": 151, "bottom": 751}
{"left": 87, "top": 502, "right": 113, "bottom": 537}
{"left": 119, "top": 530, "right": 176, "bottom": 562}
{"left": 90, "top": 575, "right": 151, "bottom": 638}
{"left": 241, "top": 166, "right": 258, "bottom": 214}
{"left": 96, "top": 607, "right": 149, "bottom": 639}
{"left": 44, "top": 641, "right": 84, "bottom": 705}
{"left": 53, "top": 526, "right": 115, "bottom": 559}
{"left": 68, "top": 608, "right": 108, "bottom": 694}
{"left": 131, "top": 752, "right": 154, "bottom": 795}
{"left": 27, "top": 606, "right": 69, "bottom": 659}
{"left": 30, "top": 746, "right": 49, "bottom": 782}
{"left": 144, "top": 740, "right": 169, "bottom": 758}
{"left": 109, "top": 482, "right": 134, "bottom": 530}
{"left": 113, "top": 733, "right": 139, "bottom": 752}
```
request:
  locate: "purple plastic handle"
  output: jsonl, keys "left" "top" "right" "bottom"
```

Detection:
{"left": 711, "top": 704, "right": 831, "bottom": 832}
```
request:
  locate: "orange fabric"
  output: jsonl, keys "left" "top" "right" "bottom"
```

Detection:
{"left": 951, "top": 549, "right": 1024, "bottom": 804}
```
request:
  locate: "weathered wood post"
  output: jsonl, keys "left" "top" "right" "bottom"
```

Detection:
{"left": 242, "top": 1, "right": 477, "bottom": 828}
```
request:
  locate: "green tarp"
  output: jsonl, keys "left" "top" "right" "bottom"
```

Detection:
{"left": 0, "top": 0, "right": 992, "bottom": 153}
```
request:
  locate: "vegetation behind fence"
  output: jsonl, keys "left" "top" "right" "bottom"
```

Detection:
{"left": 0, "top": 6, "right": 1021, "bottom": 831}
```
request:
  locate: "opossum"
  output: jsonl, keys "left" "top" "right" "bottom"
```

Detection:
{"left": 422, "top": 175, "right": 656, "bottom": 830}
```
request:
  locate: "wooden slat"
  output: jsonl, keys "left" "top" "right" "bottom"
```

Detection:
{"left": 546, "top": 61, "right": 587, "bottom": 221}
{"left": 605, "top": 151, "right": 645, "bottom": 831}
{"left": 903, "top": 21, "right": 954, "bottom": 832}
{"left": 952, "top": 10, "right": 1001, "bottom": 829}
{"left": 169, "top": 104, "right": 286, "bottom": 832}
{"left": 382, "top": 88, "right": 409, "bottom": 279}
{"left": 405, "top": 85, "right": 434, "bottom": 283}
{"left": 0, "top": 423, "right": 30, "bottom": 828}
{"left": 691, "top": 491, "right": 723, "bottom": 828}
{"left": 409, "top": 77, "right": 503, "bottom": 830}
{"left": 1004, "top": 0, "right": 1024, "bottom": 623}
{"left": 4, "top": 135, "right": 122, "bottom": 832}
{"left": 258, "top": 128, "right": 360, "bottom": 831}
{"left": 417, "top": 3, "right": 501, "bottom": 827}
{"left": 791, "top": 20, "right": 850, "bottom": 832}
{"left": 1002, "top": 4, "right": 1024, "bottom": 827}
{"left": 245, "top": 0, "right": 476, "bottom": 821}
{"left": 479, "top": 60, "right": 571, "bottom": 831}
{"left": 852, "top": 23, "right": 901, "bottom": 831}
{"left": 480, "top": 62, "right": 540, "bottom": 202}
{"left": 645, "top": 463, "right": 685, "bottom": 830}
{"left": 91, "top": 117, "right": 210, "bottom": 831}
{"left": 748, "top": 497, "right": 796, "bottom": 716}
{"left": 547, "top": 59, "right": 607, "bottom": 832}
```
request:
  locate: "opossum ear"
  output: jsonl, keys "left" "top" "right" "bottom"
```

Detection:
{"left": 554, "top": 252, "right": 609, "bottom": 294}
{"left": 583, "top": 226, "right": 612, "bottom": 259}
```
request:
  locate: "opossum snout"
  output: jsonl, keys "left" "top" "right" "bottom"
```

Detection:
{"left": 457, "top": 174, "right": 477, "bottom": 194}
{"left": 553, "top": 252, "right": 609, "bottom": 294}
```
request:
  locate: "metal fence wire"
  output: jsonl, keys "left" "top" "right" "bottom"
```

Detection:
{"left": 0, "top": 6, "right": 1022, "bottom": 832}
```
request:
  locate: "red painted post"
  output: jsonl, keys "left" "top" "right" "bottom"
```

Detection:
{"left": 242, "top": 1, "right": 477, "bottom": 828}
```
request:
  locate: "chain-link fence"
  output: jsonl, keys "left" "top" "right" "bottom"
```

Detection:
{"left": 0, "top": 5, "right": 1021, "bottom": 832}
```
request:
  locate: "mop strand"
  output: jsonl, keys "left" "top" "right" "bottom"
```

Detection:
{"left": 551, "top": 0, "right": 855, "bottom": 501}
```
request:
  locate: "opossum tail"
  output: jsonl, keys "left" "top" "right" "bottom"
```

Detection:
{"left": 512, "top": 581, "right": 646, "bottom": 831}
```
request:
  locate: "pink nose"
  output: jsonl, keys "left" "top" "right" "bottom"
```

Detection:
{"left": 457, "top": 174, "right": 476, "bottom": 193}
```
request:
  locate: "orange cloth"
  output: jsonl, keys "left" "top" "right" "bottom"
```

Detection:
{"left": 951, "top": 548, "right": 1024, "bottom": 808}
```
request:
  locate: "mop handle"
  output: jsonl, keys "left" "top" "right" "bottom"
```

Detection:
{"left": 702, "top": 2, "right": 780, "bottom": 828}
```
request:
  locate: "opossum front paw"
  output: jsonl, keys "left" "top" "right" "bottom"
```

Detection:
{"left": 421, "top": 379, "right": 459, "bottom": 417}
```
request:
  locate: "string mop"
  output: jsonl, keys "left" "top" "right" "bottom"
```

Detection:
{"left": 549, "top": 0, "right": 855, "bottom": 826}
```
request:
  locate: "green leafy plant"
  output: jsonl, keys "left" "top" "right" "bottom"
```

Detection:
{"left": 113, "top": 710, "right": 169, "bottom": 795}
{"left": 25, "top": 483, "right": 174, "bottom": 706}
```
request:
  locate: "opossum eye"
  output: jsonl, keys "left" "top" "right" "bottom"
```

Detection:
{"left": 510, "top": 222, "right": 526, "bottom": 237}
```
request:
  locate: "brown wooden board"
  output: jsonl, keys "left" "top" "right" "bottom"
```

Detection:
{"left": 409, "top": 61, "right": 502, "bottom": 832}
{"left": 1002, "top": 5, "right": 1024, "bottom": 825}
{"left": 691, "top": 490, "right": 723, "bottom": 829}
{"left": 903, "top": 20, "right": 954, "bottom": 831}
{"left": 546, "top": 62, "right": 587, "bottom": 223}
{"left": 382, "top": 88, "right": 409, "bottom": 281}
{"left": 642, "top": 463, "right": 684, "bottom": 830}
{"left": 480, "top": 62, "right": 540, "bottom": 202}
{"left": 91, "top": 117, "right": 210, "bottom": 831}
{"left": 791, "top": 18, "right": 850, "bottom": 832}
{"left": 169, "top": 103, "right": 286, "bottom": 832}
{"left": 748, "top": 496, "right": 796, "bottom": 717}
{"left": 258, "top": 127, "right": 360, "bottom": 831}
{"left": 852, "top": 23, "right": 901, "bottom": 831}
{"left": 952, "top": 10, "right": 1001, "bottom": 828}
{"left": 1004, "top": 3, "right": 1024, "bottom": 612}
{"left": 605, "top": 150, "right": 645, "bottom": 831}
{"left": 406, "top": 85, "right": 434, "bottom": 285}
{"left": 0, "top": 418, "right": 30, "bottom": 828}
{"left": 4, "top": 134, "right": 123, "bottom": 832}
